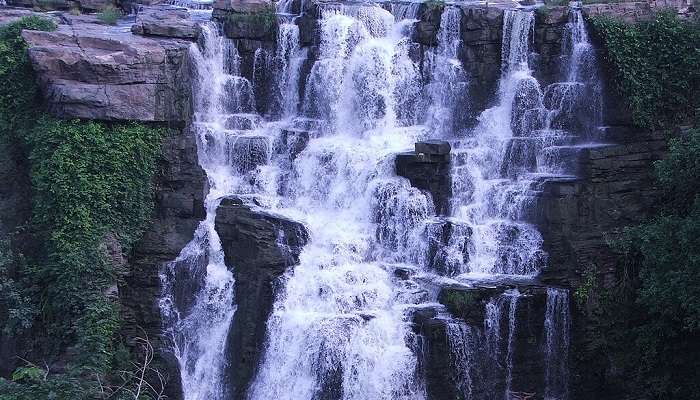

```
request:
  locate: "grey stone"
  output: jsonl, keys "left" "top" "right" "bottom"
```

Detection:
{"left": 131, "top": 5, "right": 200, "bottom": 39}
{"left": 22, "top": 19, "right": 192, "bottom": 122}
{"left": 395, "top": 142, "right": 452, "bottom": 215}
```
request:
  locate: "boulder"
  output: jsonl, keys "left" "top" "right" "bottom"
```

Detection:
{"left": 131, "top": 5, "right": 200, "bottom": 39}
{"left": 22, "top": 17, "right": 192, "bottom": 122}
{"left": 214, "top": 197, "right": 308, "bottom": 400}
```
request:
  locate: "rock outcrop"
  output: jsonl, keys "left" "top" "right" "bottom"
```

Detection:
{"left": 215, "top": 197, "right": 308, "bottom": 400}
{"left": 395, "top": 140, "right": 452, "bottom": 215}
{"left": 22, "top": 15, "right": 193, "bottom": 122}
{"left": 131, "top": 5, "right": 201, "bottom": 39}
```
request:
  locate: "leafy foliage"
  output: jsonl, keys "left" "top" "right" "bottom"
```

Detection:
{"left": 97, "top": 5, "right": 122, "bottom": 25}
{"left": 0, "top": 16, "right": 167, "bottom": 399}
{"left": 591, "top": 12, "right": 700, "bottom": 129}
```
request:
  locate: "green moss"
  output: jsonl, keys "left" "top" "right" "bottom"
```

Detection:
{"left": 97, "top": 4, "right": 122, "bottom": 25}
{"left": 591, "top": 11, "right": 700, "bottom": 129}
{"left": 0, "top": 15, "right": 167, "bottom": 399}
{"left": 227, "top": 5, "right": 277, "bottom": 33}
{"left": 441, "top": 290, "right": 477, "bottom": 314}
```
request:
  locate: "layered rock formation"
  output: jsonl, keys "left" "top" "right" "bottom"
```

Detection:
{"left": 131, "top": 5, "right": 201, "bottom": 39}
{"left": 22, "top": 15, "right": 193, "bottom": 122}
{"left": 396, "top": 140, "right": 452, "bottom": 216}
{"left": 120, "top": 126, "right": 207, "bottom": 397}
{"left": 215, "top": 197, "right": 309, "bottom": 400}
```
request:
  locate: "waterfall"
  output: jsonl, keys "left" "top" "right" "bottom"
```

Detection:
{"left": 157, "top": 3, "right": 600, "bottom": 399}
{"left": 504, "top": 292, "right": 520, "bottom": 400}
{"left": 248, "top": 6, "right": 428, "bottom": 399}
{"left": 447, "top": 322, "right": 478, "bottom": 400}
{"left": 425, "top": 6, "right": 468, "bottom": 136}
{"left": 159, "top": 23, "right": 262, "bottom": 400}
{"left": 544, "top": 288, "right": 571, "bottom": 400}
{"left": 274, "top": 21, "right": 307, "bottom": 118}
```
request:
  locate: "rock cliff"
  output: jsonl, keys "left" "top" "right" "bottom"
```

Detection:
{"left": 22, "top": 14, "right": 194, "bottom": 122}
{"left": 215, "top": 197, "right": 309, "bottom": 399}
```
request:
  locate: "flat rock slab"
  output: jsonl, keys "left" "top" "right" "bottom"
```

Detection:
{"left": 0, "top": 7, "right": 61, "bottom": 26}
{"left": 131, "top": 5, "right": 200, "bottom": 39}
{"left": 22, "top": 16, "right": 193, "bottom": 121}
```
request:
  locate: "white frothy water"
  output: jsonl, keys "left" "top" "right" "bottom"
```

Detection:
{"left": 159, "top": 4, "right": 601, "bottom": 399}
{"left": 425, "top": 6, "right": 468, "bottom": 137}
{"left": 249, "top": 5, "right": 429, "bottom": 400}
{"left": 544, "top": 288, "right": 571, "bottom": 400}
{"left": 159, "top": 23, "right": 269, "bottom": 400}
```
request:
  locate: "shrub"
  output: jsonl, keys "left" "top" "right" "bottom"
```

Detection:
{"left": 591, "top": 11, "right": 700, "bottom": 129}
{"left": 97, "top": 5, "right": 122, "bottom": 25}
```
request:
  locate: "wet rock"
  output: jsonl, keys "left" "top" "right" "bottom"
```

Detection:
{"left": 412, "top": 1, "right": 444, "bottom": 46}
{"left": 131, "top": 5, "right": 200, "bottom": 39}
{"left": 419, "top": 217, "right": 471, "bottom": 276}
{"left": 229, "top": 135, "right": 270, "bottom": 173}
{"left": 215, "top": 197, "right": 308, "bottom": 400}
{"left": 395, "top": 141, "right": 452, "bottom": 215}
{"left": 417, "top": 282, "right": 549, "bottom": 400}
{"left": 277, "top": 128, "right": 310, "bottom": 159}
{"left": 22, "top": 18, "right": 192, "bottom": 122}
{"left": 533, "top": 134, "right": 667, "bottom": 287}
{"left": 121, "top": 126, "right": 208, "bottom": 399}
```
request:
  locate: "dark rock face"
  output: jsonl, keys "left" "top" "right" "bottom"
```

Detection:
{"left": 413, "top": 2, "right": 444, "bottom": 46}
{"left": 22, "top": 17, "right": 193, "bottom": 122}
{"left": 214, "top": 197, "right": 308, "bottom": 400}
{"left": 395, "top": 140, "right": 452, "bottom": 215}
{"left": 533, "top": 132, "right": 667, "bottom": 287}
{"left": 459, "top": 5, "right": 504, "bottom": 118}
{"left": 131, "top": 5, "right": 201, "bottom": 39}
{"left": 121, "top": 126, "right": 207, "bottom": 398}
{"left": 416, "top": 283, "right": 550, "bottom": 400}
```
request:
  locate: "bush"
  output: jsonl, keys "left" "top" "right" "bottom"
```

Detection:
{"left": 591, "top": 12, "right": 700, "bottom": 129}
{"left": 97, "top": 5, "right": 122, "bottom": 25}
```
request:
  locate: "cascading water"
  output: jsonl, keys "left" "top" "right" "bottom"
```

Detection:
{"left": 439, "top": 5, "right": 600, "bottom": 399}
{"left": 160, "top": 3, "right": 602, "bottom": 399}
{"left": 246, "top": 5, "right": 429, "bottom": 400}
{"left": 425, "top": 6, "right": 468, "bottom": 136}
{"left": 544, "top": 288, "right": 571, "bottom": 400}
{"left": 159, "top": 22, "right": 262, "bottom": 400}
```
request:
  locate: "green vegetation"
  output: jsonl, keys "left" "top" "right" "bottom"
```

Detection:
{"left": 440, "top": 290, "right": 477, "bottom": 315}
{"left": 591, "top": 12, "right": 700, "bottom": 129}
{"left": 0, "top": 16, "right": 167, "bottom": 399}
{"left": 424, "top": 0, "right": 446, "bottom": 10}
{"left": 97, "top": 5, "right": 122, "bottom": 25}
{"left": 579, "top": 128, "right": 700, "bottom": 399}
{"left": 227, "top": 5, "right": 277, "bottom": 34}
